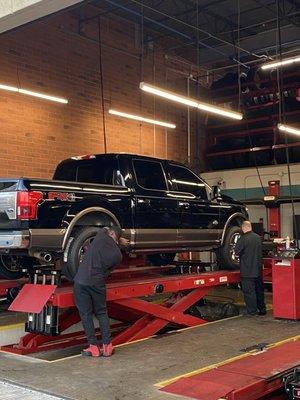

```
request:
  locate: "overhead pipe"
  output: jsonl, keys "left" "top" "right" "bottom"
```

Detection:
{"left": 103, "top": 0, "right": 191, "bottom": 40}
{"left": 102, "top": 0, "right": 248, "bottom": 68}
{"left": 128, "top": 0, "right": 271, "bottom": 59}
{"left": 207, "top": 43, "right": 300, "bottom": 73}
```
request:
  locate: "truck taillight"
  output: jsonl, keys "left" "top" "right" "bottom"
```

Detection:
{"left": 17, "top": 191, "right": 43, "bottom": 220}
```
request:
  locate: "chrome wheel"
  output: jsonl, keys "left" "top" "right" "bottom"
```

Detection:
{"left": 229, "top": 232, "right": 241, "bottom": 262}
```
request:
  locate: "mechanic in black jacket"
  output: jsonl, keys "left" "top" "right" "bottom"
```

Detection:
{"left": 73, "top": 226, "right": 126, "bottom": 357}
{"left": 235, "top": 220, "right": 266, "bottom": 316}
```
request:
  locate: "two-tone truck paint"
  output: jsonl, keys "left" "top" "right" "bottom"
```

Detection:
{"left": 0, "top": 154, "right": 248, "bottom": 279}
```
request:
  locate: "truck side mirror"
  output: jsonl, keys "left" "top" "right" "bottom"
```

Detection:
{"left": 211, "top": 185, "right": 221, "bottom": 200}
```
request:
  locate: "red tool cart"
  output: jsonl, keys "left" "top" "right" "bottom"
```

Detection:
{"left": 272, "top": 249, "right": 300, "bottom": 320}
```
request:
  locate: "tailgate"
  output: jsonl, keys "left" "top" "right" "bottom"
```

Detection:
{"left": 0, "top": 180, "right": 19, "bottom": 221}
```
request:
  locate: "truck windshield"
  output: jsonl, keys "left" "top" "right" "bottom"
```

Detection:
{"left": 53, "top": 157, "right": 119, "bottom": 186}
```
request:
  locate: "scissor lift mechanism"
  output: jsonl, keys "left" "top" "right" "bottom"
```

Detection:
{"left": 1, "top": 264, "right": 244, "bottom": 355}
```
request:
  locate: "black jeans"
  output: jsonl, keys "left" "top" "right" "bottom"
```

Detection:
{"left": 74, "top": 281, "right": 111, "bottom": 345}
{"left": 241, "top": 276, "right": 266, "bottom": 315}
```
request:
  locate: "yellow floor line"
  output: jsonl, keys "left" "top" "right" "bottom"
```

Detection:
{"left": 267, "top": 334, "right": 300, "bottom": 349}
{"left": 175, "top": 314, "right": 241, "bottom": 333}
{"left": 0, "top": 322, "right": 24, "bottom": 332}
{"left": 48, "top": 337, "right": 154, "bottom": 363}
{"left": 155, "top": 334, "right": 300, "bottom": 388}
{"left": 0, "top": 349, "right": 49, "bottom": 363}
{"left": 0, "top": 316, "right": 244, "bottom": 364}
{"left": 0, "top": 311, "right": 287, "bottom": 367}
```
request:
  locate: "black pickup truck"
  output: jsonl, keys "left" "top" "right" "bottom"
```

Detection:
{"left": 0, "top": 153, "right": 248, "bottom": 279}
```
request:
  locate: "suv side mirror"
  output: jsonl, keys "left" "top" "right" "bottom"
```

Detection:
{"left": 211, "top": 185, "right": 221, "bottom": 200}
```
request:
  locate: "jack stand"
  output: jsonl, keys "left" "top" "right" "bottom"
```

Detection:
{"left": 25, "top": 268, "right": 61, "bottom": 336}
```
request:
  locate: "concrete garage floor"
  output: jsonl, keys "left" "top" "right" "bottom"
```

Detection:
{"left": 0, "top": 314, "right": 299, "bottom": 400}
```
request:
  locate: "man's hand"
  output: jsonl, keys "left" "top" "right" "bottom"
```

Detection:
{"left": 119, "top": 237, "right": 130, "bottom": 247}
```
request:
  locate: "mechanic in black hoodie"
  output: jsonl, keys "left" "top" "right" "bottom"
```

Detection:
{"left": 235, "top": 220, "right": 266, "bottom": 316}
{"left": 73, "top": 226, "right": 126, "bottom": 357}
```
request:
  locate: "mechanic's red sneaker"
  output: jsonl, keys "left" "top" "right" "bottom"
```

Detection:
{"left": 102, "top": 342, "right": 114, "bottom": 357}
{"left": 81, "top": 344, "right": 101, "bottom": 357}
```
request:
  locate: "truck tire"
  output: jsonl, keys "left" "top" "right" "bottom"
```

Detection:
{"left": 216, "top": 226, "right": 242, "bottom": 270}
{"left": 147, "top": 253, "right": 176, "bottom": 266}
{"left": 0, "top": 255, "right": 35, "bottom": 280}
{"left": 62, "top": 226, "right": 100, "bottom": 281}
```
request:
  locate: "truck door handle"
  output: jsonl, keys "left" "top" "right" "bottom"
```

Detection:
{"left": 179, "top": 202, "right": 189, "bottom": 208}
{"left": 138, "top": 199, "right": 150, "bottom": 205}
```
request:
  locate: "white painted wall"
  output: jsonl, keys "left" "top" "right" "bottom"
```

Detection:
{"left": 0, "top": 0, "right": 84, "bottom": 33}
{"left": 201, "top": 163, "right": 300, "bottom": 238}
{"left": 202, "top": 163, "right": 300, "bottom": 191}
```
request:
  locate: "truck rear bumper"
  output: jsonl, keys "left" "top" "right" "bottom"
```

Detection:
{"left": 0, "top": 229, "right": 66, "bottom": 251}
{"left": 0, "top": 231, "right": 30, "bottom": 249}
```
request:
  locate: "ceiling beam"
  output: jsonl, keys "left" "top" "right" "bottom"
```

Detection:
{"left": 253, "top": 0, "right": 300, "bottom": 27}
{"left": 146, "top": 0, "right": 256, "bottom": 38}
{"left": 285, "top": 0, "right": 300, "bottom": 10}
{"left": 195, "top": 24, "right": 300, "bottom": 66}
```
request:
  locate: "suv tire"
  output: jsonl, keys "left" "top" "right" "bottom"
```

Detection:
{"left": 216, "top": 225, "right": 242, "bottom": 270}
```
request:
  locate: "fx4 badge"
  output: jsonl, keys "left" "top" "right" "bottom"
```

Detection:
{"left": 48, "top": 192, "right": 76, "bottom": 201}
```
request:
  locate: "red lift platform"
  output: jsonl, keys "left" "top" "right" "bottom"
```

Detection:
{"left": 2, "top": 265, "right": 242, "bottom": 355}
{"left": 160, "top": 338, "right": 300, "bottom": 400}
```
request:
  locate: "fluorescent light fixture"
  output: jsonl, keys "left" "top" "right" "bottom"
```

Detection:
{"left": 261, "top": 56, "right": 300, "bottom": 70}
{"left": 109, "top": 109, "right": 176, "bottom": 129}
{"left": 0, "top": 83, "right": 68, "bottom": 104}
{"left": 19, "top": 89, "right": 68, "bottom": 104}
{"left": 197, "top": 103, "right": 242, "bottom": 120}
{"left": 0, "top": 83, "right": 18, "bottom": 92}
{"left": 278, "top": 123, "right": 300, "bottom": 136}
{"left": 140, "top": 82, "right": 243, "bottom": 120}
{"left": 140, "top": 82, "right": 199, "bottom": 108}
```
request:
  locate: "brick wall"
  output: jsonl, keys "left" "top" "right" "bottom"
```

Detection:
{"left": 0, "top": 7, "right": 205, "bottom": 179}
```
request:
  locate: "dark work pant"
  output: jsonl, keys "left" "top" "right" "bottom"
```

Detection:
{"left": 241, "top": 276, "right": 266, "bottom": 315}
{"left": 74, "top": 282, "right": 111, "bottom": 345}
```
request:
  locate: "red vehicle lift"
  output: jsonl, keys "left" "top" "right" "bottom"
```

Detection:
{"left": 160, "top": 338, "right": 300, "bottom": 400}
{"left": 2, "top": 265, "right": 242, "bottom": 355}
{"left": 0, "top": 278, "right": 25, "bottom": 299}
{"left": 1, "top": 180, "right": 285, "bottom": 356}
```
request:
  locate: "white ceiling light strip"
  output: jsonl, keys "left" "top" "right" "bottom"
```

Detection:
{"left": 278, "top": 123, "right": 300, "bottom": 136}
{"left": 0, "top": 84, "right": 18, "bottom": 92}
{"left": 261, "top": 56, "right": 300, "bottom": 70}
{"left": 108, "top": 109, "right": 176, "bottom": 129}
{"left": 140, "top": 82, "right": 243, "bottom": 120}
{"left": 0, "top": 83, "right": 68, "bottom": 104}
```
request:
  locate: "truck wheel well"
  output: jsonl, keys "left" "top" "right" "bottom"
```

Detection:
{"left": 228, "top": 217, "right": 244, "bottom": 228}
{"left": 62, "top": 208, "right": 120, "bottom": 250}
{"left": 221, "top": 214, "right": 246, "bottom": 245}
{"left": 73, "top": 211, "right": 116, "bottom": 228}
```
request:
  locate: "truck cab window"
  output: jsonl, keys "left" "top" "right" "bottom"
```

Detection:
{"left": 53, "top": 162, "right": 77, "bottom": 181}
{"left": 76, "top": 159, "right": 118, "bottom": 185}
{"left": 169, "top": 164, "right": 207, "bottom": 199}
{"left": 54, "top": 157, "right": 118, "bottom": 185}
{"left": 133, "top": 159, "right": 167, "bottom": 191}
